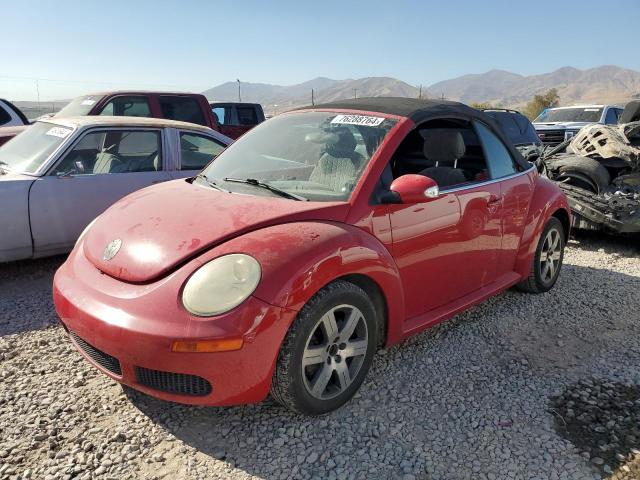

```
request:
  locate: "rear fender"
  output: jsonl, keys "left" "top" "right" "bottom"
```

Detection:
{"left": 196, "top": 221, "right": 406, "bottom": 346}
{"left": 514, "top": 175, "right": 571, "bottom": 278}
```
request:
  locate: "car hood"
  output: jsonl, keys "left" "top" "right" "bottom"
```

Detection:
{"left": 83, "top": 179, "right": 350, "bottom": 283}
{"left": 0, "top": 170, "right": 36, "bottom": 182}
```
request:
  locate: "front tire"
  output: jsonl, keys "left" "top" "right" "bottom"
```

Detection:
{"left": 517, "top": 217, "right": 565, "bottom": 293}
{"left": 270, "top": 280, "right": 378, "bottom": 415}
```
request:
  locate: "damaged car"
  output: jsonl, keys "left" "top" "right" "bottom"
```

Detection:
{"left": 542, "top": 101, "right": 640, "bottom": 234}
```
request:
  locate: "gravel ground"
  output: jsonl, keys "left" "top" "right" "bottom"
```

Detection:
{"left": 0, "top": 231, "right": 639, "bottom": 480}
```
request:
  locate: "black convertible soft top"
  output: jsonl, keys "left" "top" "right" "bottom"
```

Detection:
{"left": 300, "top": 97, "right": 531, "bottom": 170}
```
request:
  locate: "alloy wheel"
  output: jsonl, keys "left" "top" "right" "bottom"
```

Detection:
{"left": 539, "top": 227, "right": 562, "bottom": 282}
{"left": 301, "top": 304, "right": 369, "bottom": 400}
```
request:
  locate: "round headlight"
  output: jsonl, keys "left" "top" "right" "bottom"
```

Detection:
{"left": 182, "top": 254, "right": 261, "bottom": 316}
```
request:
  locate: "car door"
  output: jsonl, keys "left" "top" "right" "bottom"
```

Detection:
{"left": 382, "top": 122, "right": 503, "bottom": 320}
{"left": 474, "top": 121, "right": 534, "bottom": 276}
{"left": 29, "top": 127, "right": 171, "bottom": 256}
{"left": 170, "top": 130, "right": 228, "bottom": 179}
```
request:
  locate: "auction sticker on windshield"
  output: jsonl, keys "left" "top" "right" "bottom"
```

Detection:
{"left": 45, "top": 127, "right": 72, "bottom": 139}
{"left": 331, "top": 114, "right": 385, "bottom": 126}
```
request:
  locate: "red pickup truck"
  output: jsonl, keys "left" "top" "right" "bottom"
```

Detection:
{"left": 0, "top": 92, "right": 265, "bottom": 145}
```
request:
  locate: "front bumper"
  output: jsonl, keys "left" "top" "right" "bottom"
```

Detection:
{"left": 53, "top": 246, "right": 297, "bottom": 406}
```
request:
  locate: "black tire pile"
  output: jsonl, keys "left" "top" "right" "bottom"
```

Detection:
{"left": 550, "top": 379, "right": 640, "bottom": 479}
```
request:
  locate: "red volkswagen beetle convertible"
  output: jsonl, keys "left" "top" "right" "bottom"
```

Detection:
{"left": 54, "top": 98, "right": 570, "bottom": 414}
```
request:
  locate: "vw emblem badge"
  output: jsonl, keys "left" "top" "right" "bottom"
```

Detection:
{"left": 103, "top": 239, "right": 122, "bottom": 261}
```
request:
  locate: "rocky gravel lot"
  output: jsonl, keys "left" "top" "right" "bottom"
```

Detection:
{"left": 1, "top": 231, "right": 639, "bottom": 480}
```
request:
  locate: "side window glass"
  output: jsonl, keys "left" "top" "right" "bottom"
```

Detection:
{"left": 159, "top": 96, "right": 206, "bottom": 126}
{"left": 236, "top": 107, "right": 258, "bottom": 125}
{"left": 212, "top": 107, "right": 226, "bottom": 125}
{"left": 99, "top": 96, "right": 151, "bottom": 117}
{"left": 52, "top": 130, "right": 162, "bottom": 175}
{"left": 180, "top": 132, "right": 226, "bottom": 170}
{"left": 474, "top": 122, "right": 518, "bottom": 178}
{"left": 0, "top": 105, "right": 11, "bottom": 126}
{"left": 604, "top": 108, "right": 618, "bottom": 125}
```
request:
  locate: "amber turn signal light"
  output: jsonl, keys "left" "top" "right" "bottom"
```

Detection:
{"left": 171, "top": 338, "right": 243, "bottom": 353}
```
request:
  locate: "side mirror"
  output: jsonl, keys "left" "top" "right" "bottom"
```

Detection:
{"left": 387, "top": 174, "right": 440, "bottom": 204}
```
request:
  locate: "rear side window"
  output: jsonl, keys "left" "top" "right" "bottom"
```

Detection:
{"left": 474, "top": 122, "right": 518, "bottom": 178}
{"left": 159, "top": 96, "right": 206, "bottom": 126}
{"left": 0, "top": 105, "right": 11, "bottom": 126}
{"left": 99, "top": 96, "right": 151, "bottom": 117}
{"left": 179, "top": 132, "right": 226, "bottom": 170}
{"left": 237, "top": 106, "right": 258, "bottom": 125}
{"left": 212, "top": 106, "right": 231, "bottom": 125}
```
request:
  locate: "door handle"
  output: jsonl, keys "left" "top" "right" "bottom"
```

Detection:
{"left": 151, "top": 180, "right": 163, "bottom": 184}
{"left": 488, "top": 195, "right": 503, "bottom": 205}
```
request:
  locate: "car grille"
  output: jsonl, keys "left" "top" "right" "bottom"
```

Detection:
{"left": 135, "top": 367, "right": 212, "bottom": 396}
{"left": 537, "top": 129, "right": 566, "bottom": 146}
{"left": 69, "top": 332, "right": 122, "bottom": 376}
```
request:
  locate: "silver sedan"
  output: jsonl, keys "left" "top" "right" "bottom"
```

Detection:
{"left": 0, "top": 116, "right": 232, "bottom": 262}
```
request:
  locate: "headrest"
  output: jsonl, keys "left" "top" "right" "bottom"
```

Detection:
{"left": 421, "top": 129, "right": 466, "bottom": 165}
{"left": 324, "top": 127, "right": 357, "bottom": 158}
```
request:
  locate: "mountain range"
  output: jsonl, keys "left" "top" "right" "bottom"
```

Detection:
{"left": 203, "top": 65, "right": 640, "bottom": 114}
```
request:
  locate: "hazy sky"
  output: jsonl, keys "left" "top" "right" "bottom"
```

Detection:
{"left": 3, "top": 0, "right": 639, "bottom": 100}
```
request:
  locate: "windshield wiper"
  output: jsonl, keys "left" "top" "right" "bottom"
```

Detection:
{"left": 195, "top": 173, "right": 230, "bottom": 193}
{"left": 222, "top": 177, "right": 307, "bottom": 201}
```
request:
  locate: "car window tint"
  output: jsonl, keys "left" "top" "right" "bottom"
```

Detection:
{"left": 52, "top": 130, "right": 162, "bottom": 175}
{"left": 0, "top": 105, "right": 11, "bottom": 126}
{"left": 236, "top": 107, "right": 258, "bottom": 125}
{"left": 605, "top": 108, "right": 619, "bottom": 124}
{"left": 99, "top": 96, "right": 151, "bottom": 117}
{"left": 180, "top": 132, "right": 226, "bottom": 170}
{"left": 474, "top": 122, "right": 518, "bottom": 178}
{"left": 159, "top": 96, "right": 206, "bottom": 126}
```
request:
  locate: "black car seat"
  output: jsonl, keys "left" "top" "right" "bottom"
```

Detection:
{"left": 419, "top": 129, "right": 467, "bottom": 188}
{"left": 309, "top": 127, "right": 364, "bottom": 192}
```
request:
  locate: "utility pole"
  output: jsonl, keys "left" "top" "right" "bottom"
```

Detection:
{"left": 237, "top": 79, "right": 242, "bottom": 102}
{"left": 353, "top": 88, "right": 358, "bottom": 99}
{"left": 418, "top": 85, "right": 422, "bottom": 99}
{"left": 311, "top": 88, "right": 315, "bottom": 106}
{"left": 35, "top": 79, "right": 41, "bottom": 113}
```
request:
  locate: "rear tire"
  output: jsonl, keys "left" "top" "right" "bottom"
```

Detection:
{"left": 270, "top": 280, "right": 378, "bottom": 415}
{"left": 517, "top": 217, "right": 565, "bottom": 294}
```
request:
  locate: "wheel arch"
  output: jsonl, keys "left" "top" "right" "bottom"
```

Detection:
{"left": 514, "top": 175, "right": 571, "bottom": 279}
{"left": 335, "top": 273, "right": 388, "bottom": 348}
{"left": 551, "top": 207, "right": 570, "bottom": 243}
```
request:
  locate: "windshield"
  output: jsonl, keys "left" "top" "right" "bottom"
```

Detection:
{"left": 199, "top": 111, "right": 397, "bottom": 201}
{"left": 534, "top": 107, "right": 603, "bottom": 123}
{"left": 55, "top": 95, "right": 101, "bottom": 117}
{"left": 0, "top": 122, "right": 73, "bottom": 174}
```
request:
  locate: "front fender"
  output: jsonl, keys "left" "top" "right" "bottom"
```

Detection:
{"left": 0, "top": 175, "right": 34, "bottom": 262}
{"left": 195, "top": 221, "right": 406, "bottom": 345}
{"left": 514, "top": 175, "right": 571, "bottom": 278}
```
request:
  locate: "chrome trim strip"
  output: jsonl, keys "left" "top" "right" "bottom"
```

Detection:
{"left": 440, "top": 164, "right": 535, "bottom": 194}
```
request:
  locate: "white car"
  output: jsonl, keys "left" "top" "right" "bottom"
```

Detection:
{"left": 0, "top": 116, "right": 231, "bottom": 262}
{"left": 533, "top": 104, "right": 624, "bottom": 146}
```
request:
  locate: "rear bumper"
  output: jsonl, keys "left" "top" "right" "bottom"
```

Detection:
{"left": 53, "top": 247, "right": 297, "bottom": 406}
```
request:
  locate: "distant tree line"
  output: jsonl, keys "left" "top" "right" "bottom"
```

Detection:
{"left": 468, "top": 88, "right": 561, "bottom": 119}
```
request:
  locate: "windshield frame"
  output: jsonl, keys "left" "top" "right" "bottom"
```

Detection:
{"left": 0, "top": 120, "right": 77, "bottom": 176}
{"left": 199, "top": 108, "right": 405, "bottom": 204}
